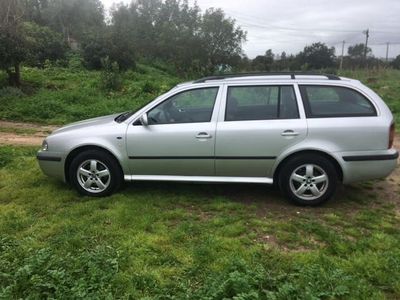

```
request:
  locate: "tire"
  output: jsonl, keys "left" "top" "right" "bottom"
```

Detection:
{"left": 278, "top": 154, "right": 338, "bottom": 206}
{"left": 69, "top": 149, "right": 122, "bottom": 197}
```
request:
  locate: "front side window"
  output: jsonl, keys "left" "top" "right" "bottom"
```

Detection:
{"left": 299, "top": 85, "right": 377, "bottom": 118}
{"left": 147, "top": 87, "right": 219, "bottom": 125}
{"left": 225, "top": 85, "right": 299, "bottom": 121}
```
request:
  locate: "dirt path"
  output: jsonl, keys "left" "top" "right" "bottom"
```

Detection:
{"left": 0, "top": 121, "right": 59, "bottom": 146}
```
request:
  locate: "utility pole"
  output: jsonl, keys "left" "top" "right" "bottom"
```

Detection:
{"left": 339, "top": 40, "right": 345, "bottom": 70}
{"left": 386, "top": 42, "right": 390, "bottom": 63}
{"left": 363, "top": 29, "right": 369, "bottom": 63}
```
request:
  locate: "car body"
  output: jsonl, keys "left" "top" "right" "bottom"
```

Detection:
{"left": 37, "top": 73, "right": 398, "bottom": 205}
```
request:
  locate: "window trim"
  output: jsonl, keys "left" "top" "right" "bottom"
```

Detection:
{"left": 224, "top": 85, "right": 300, "bottom": 122}
{"left": 299, "top": 84, "right": 378, "bottom": 118}
{"left": 139, "top": 86, "right": 220, "bottom": 126}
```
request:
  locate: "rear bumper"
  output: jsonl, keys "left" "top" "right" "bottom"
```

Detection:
{"left": 339, "top": 149, "right": 398, "bottom": 184}
{"left": 342, "top": 152, "right": 399, "bottom": 162}
{"left": 37, "top": 151, "right": 66, "bottom": 182}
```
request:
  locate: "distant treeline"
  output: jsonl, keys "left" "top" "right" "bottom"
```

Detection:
{"left": 1, "top": 0, "right": 400, "bottom": 87}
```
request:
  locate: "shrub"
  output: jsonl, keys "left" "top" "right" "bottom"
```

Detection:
{"left": 0, "top": 86, "right": 25, "bottom": 98}
{"left": 100, "top": 57, "right": 122, "bottom": 91}
{"left": 141, "top": 81, "right": 159, "bottom": 94}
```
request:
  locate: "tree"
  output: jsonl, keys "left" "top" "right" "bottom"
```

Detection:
{"left": 0, "top": 0, "right": 68, "bottom": 86}
{"left": 199, "top": 8, "right": 246, "bottom": 73}
{"left": 279, "top": 51, "right": 287, "bottom": 70}
{"left": 297, "top": 42, "right": 336, "bottom": 70}
{"left": 392, "top": 55, "right": 400, "bottom": 69}
{"left": 347, "top": 43, "right": 373, "bottom": 68}
{"left": 348, "top": 43, "right": 371, "bottom": 59}
{"left": 23, "top": 22, "right": 67, "bottom": 67}
{"left": 0, "top": 0, "right": 27, "bottom": 86}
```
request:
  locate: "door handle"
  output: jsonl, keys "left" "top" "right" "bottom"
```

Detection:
{"left": 281, "top": 130, "right": 299, "bottom": 137}
{"left": 196, "top": 132, "right": 212, "bottom": 139}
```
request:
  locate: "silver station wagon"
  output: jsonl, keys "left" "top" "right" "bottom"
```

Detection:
{"left": 37, "top": 73, "right": 398, "bottom": 205}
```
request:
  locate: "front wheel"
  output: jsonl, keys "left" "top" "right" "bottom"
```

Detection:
{"left": 69, "top": 150, "right": 122, "bottom": 197}
{"left": 279, "top": 154, "right": 338, "bottom": 206}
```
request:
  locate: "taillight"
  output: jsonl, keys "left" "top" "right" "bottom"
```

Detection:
{"left": 389, "top": 122, "right": 395, "bottom": 149}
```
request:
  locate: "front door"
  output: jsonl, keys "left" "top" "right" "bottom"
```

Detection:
{"left": 126, "top": 87, "right": 220, "bottom": 176}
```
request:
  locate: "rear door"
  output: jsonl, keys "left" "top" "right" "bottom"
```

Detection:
{"left": 215, "top": 84, "right": 307, "bottom": 178}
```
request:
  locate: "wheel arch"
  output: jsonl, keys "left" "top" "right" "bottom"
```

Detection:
{"left": 273, "top": 149, "right": 343, "bottom": 185}
{"left": 64, "top": 145, "right": 124, "bottom": 183}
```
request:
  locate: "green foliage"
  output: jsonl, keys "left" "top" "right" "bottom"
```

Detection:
{"left": 0, "top": 237, "right": 119, "bottom": 299}
{"left": 348, "top": 43, "right": 372, "bottom": 59}
{"left": 22, "top": 22, "right": 67, "bottom": 67}
{"left": 100, "top": 57, "right": 122, "bottom": 91}
{"left": 0, "top": 148, "right": 14, "bottom": 168}
{"left": 108, "top": 1, "right": 245, "bottom": 74}
{"left": 199, "top": 8, "right": 247, "bottom": 73}
{"left": 24, "top": 0, "right": 105, "bottom": 42}
{"left": 0, "top": 86, "right": 25, "bottom": 98}
{"left": 392, "top": 55, "right": 400, "bottom": 69}
{"left": 252, "top": 49, "right": 275, "bottom": 71}
{"left": 0, "top": 146, "right": 35, "bottom": 168}
{"left": 82, "top": 33, "right": 136, "bottom": 71}
{"left": 297, "top": 42, "right": 336, "bottom": 70}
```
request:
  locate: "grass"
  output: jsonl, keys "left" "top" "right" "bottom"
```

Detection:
{"left": 0, "top": 64, "right": 180, "bottom": 125}
{"left": 1, "top": 146, "right": 399, "bottom": 298}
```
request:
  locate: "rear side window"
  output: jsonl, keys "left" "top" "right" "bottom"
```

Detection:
{"left": 225, "top": 85, "right": 299, "bottom": 121}
{"left": 299, "top": 85, "right": 377, "bottom": 118}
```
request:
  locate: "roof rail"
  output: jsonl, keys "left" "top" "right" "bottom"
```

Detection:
{"left": 193, "top": 72, "right": 341, "bottom": 83}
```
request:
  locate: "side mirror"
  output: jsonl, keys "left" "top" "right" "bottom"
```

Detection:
{"left": 139, "top": 113, "right": 148, "bottom": 126}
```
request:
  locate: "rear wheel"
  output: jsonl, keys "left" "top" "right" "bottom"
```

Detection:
{"left": 278, "top": 154, "right": 338, "bottom": 206}
{"left": 69, "top": 150, "right": 122, "bottom": 197}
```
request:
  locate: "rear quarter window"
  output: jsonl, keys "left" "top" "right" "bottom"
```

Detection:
{"left": 299, "top": 85, "right": 377, "bottom": 118}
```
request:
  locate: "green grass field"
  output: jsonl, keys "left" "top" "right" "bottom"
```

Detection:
{"left": 0, "top": 146, "right": 400, "bottom": 298}
{"left": 1, "top": 67, "right": 400, "bottom": 298}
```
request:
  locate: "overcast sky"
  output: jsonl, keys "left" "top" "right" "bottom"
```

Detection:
{"left": 101, "top": 0, "right": 400, "bottom": 59}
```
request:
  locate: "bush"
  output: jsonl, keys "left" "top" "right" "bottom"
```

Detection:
{"left": 141, "top": 81, "right": 159, "bottom": 94}
{"left": 0, "top": 86, "right": 25, "bottom": 98}
{"left": 100, "top": 57, "right": 122, "bottom": 91}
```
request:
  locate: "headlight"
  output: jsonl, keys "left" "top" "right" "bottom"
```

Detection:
{"left": 41, "top": 140, "right": 48, "bottom": 151}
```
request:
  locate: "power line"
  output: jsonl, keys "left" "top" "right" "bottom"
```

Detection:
{"left": 225, "top": 8, "right": 400, "bottom": 35}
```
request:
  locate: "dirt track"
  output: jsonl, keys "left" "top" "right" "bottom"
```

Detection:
{"left": 0, "top": 121, "right": 58, "bottom": 146}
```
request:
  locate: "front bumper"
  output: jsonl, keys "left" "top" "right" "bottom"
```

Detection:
{"left": 37, "top": 151, "right": 66, "bottom": 182}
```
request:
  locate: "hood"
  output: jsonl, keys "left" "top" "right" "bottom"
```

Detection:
{"left": 52, "top": 113, "right": 121, "bottom": 135}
